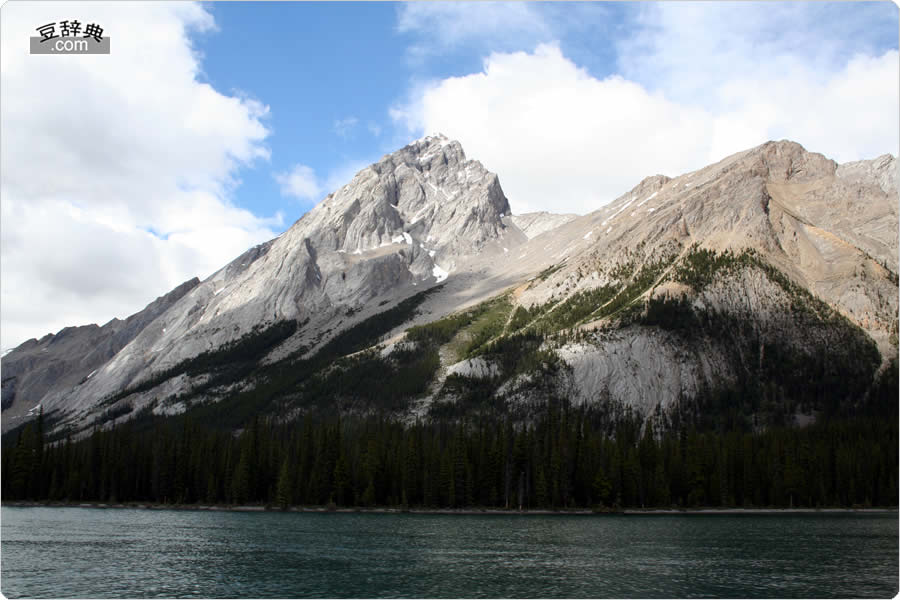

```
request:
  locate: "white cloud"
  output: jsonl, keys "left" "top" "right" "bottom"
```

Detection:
{"left": 391, "top": 44, "right": 713, "bottom": 214}
{"left": 392, "top": 17, "right": 898, "bottom": 214}
{"left": 615, "top": 2, "right": 899, "bottom": 164}
{"left": 617, "top": 2, "right": 898, "bottom": 107}
{"left": 397, "top": 2, "right": 552, "bottom": 64}
{"left": 705, "top": 50, "right": 899, "bottom": 164}
{"left": 274, "top": 158, "right": 374, "bottom": 206}
{"left": 1, "top": 2, "right": 279, "bottom": 350}
{"left": 333, "top": 116, "right": 359, "bottom": 138}
{"left": 275, "top": 164, "right": 322, "bottom": 202}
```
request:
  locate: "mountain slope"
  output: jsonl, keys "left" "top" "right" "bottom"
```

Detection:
{"left": 2, "top": 138, "right": 896, "bottom": 437}
{"left": 1, "top": 277, "right": 199, "bottom": 431}
{"left": 2, "top": 135, "right": 521, "bottom": 433}
{"left": 512, "top": 141, "right": 897, "bottom": 348}
{"left": 509, "top": 212, "right": 579, "bottom": 239}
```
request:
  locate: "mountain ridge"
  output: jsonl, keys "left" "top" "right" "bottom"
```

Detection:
{"left": 2, "top": 137, "right": 897, "bottom": 436}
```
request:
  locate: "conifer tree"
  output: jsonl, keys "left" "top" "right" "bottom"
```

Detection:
{"left": 276, "top": 457, "right": 293, "bottom": 509}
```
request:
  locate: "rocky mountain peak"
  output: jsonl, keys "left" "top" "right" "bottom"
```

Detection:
{"left": 287, "top": 134, "right": 511, "bottom": 268}
{"left": 188, "top": 134, "right": 515, "bottom": 346}
{"left": 739, "top": 140, "right": 837, "bottom": 183}
{"left": 399, "top": 133, "right": 467, "bottom": 165}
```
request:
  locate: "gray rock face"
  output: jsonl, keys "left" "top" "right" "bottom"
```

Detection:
{"left": 1, "top": 277, "right": 199, "bottom": 432}
{"left": 509, "top": 212, "right": 579, "bottom": 239}
{"left": 446, "top": 357, "right": 499, "bottom": 379}
{"left": 836, "top": 154, "right": 898, "bottom": 197}
{"left": 551, "top": 263, "right": 870, "bottom": 420}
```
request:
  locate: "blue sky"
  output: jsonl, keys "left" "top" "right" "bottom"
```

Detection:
{"left": 196, "top": 2, "right": 410, "bottom": 220}
{"left": 1, "top": 1, "right": 898, "bottom": 349}
{"left": 184, "top": 1, "right": 898, "bottom": 228}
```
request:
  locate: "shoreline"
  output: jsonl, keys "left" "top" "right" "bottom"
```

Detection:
{"left": 2, "top": 501, "right": 896, "bottom": 515}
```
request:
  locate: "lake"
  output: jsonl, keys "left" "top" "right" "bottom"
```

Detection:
{"left": 1, "top": 507, "right": 896, "bottom": 598}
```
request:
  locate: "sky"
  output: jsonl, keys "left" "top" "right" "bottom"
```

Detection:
{"left": 1, "top": 1, "right": 898, "bottom": 350}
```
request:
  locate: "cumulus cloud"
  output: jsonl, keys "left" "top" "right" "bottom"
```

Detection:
{"left": 274, "top": 159, "right": 375, "bottom": 207}
{"left": 617, "top": 2, "right": 898, "bottom": 107}
{"left": 392, "top": 4, "right": 898, "bottom": 215}
{"left": 275, "top": 164, "right": 322, "bottom": 202}
{"left": 1, "top": 2, "right": 280, "bottom": 349}
{"left": 616, "top": 2, "right": 899, "bottom": 163}
{"left": 705, "top": 50, "right": 899, "bottom": 164}
{"left": 391, "top": 44, "right": 712, "bottom": 214}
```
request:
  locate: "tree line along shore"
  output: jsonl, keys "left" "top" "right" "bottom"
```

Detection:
{"left": 3, "top": 401, "right": 896, "bottom": 511}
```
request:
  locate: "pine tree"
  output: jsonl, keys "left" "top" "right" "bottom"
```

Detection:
{"left": 206, "top": 473, "right": 218, "bottom": 503}
{"left": 439, "top": 449, "right": 453, "bottom": 507}
{"left": 592, "top": 468, "right": 612, "bottom": 507}
{"left": 333, "top": 452, "right": 350, "bottom": 506}
{"left": 535, "top": 466, "right": 548, "bottom": 507}
{"left": 231, "top": 452, "right": 251, "bottom": 505}
{"left": 276, "top": 457, "right": 293, "bottom": 509}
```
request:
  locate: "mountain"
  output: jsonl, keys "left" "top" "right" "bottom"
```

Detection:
{"left": 473, "top": 141, "right": 898, "bottom": 428}
{"left": 2, "top": 137, "right": 897, "bottom": 438}
{"left": 1, "top": 278, "right": 199, "bottom": 428}
{"left": 2, "top": 134, "right": 520, "bottom": 434}
{"left": 509, "top": 212, "right": 578, "bottom": 239}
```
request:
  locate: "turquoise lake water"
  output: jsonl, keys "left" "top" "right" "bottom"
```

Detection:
{"left": 1, "top": 507, "right": 896, "bottom": 598}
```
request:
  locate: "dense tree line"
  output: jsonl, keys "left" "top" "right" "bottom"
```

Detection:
{"left": 4, "top": 405, "right": 896, "bottom": 510}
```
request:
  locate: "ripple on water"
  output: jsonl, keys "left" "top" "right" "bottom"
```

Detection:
{"left": 1, "top": 508, "right": 897, "bottom": 598}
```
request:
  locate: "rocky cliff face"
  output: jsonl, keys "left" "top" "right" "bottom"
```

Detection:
{"left": 509, "top": 212, "right": 578, "bottom": 239}
{"left": 3, "top": 137, "right": 896, "bottom": 436}
{"left": 1, "top": 277, "right": 199, "bottom": 431}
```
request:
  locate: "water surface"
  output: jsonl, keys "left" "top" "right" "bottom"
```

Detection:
{"left": 1, "top": 507, "right": 896, "bottom": 598}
